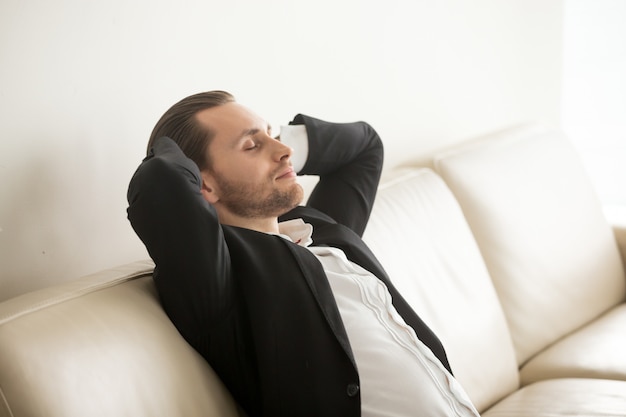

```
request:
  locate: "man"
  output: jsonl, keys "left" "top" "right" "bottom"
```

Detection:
{"left": 127, "top": 91, "right": 479, "bottom": 416}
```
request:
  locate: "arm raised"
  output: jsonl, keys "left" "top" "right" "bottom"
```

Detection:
{"left": 127, "top": 137, "right": 232, "bottom": 348}
{"left": 292, "top": 114, "right": 384, "bottom": 237}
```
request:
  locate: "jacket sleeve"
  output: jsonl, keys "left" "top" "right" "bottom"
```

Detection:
{"left": 291, "top": 114, "right": 384, "bottom": 237}
{"left": 126, "top": 137, "right": 232, "bottom": 348}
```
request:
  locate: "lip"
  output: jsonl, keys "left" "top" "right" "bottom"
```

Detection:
{"left": 276, "top": 167, "right": 296, "bottom": 180}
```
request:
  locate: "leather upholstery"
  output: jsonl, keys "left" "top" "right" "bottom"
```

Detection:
{"left": 434, "top": 124, "right": 626, "bottom": 366}
{"left": 482, "top": 378, "right": 626, "bottom": 416}
{"left": 0, "top": 261, "right": 239, "bottom": 417}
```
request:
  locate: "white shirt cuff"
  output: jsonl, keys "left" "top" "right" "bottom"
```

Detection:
{"left": 279, "top": 124, "right": 308, "bottom": 173}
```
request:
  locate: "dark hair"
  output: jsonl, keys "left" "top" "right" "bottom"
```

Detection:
{"left": 148, "top": 90, "right": 235, "bottom": 170}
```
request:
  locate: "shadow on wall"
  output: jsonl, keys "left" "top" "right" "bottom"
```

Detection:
{"left": 0, "top": 136, "right": 130, "bottom": 302}
{"left": 3, "top": 145, "right": 68, "bottom": 300}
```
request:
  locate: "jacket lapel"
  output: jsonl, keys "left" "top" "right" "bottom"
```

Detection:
{"left": 280, "top": 239, "right": 357, "bottom": 368}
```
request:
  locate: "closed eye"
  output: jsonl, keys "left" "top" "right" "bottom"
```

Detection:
{"left": 244, "top": 140, "right": 259, "bottom": 151}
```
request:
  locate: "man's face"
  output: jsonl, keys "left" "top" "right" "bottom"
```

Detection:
{"left": 196, "top": 102, "right": 304, "bottom": 221}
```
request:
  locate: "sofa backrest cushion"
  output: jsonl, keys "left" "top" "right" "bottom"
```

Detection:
{"left": 434, "top": 124, "right": 626, "bottom": 365}
{"left": 363, "top": 168, "right": 519, "bottom": 412}
{"left": 0, "top": 260, "right": 239, "bottom": 417}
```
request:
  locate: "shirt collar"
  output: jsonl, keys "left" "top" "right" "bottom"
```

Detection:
{"left": 277, "top": 218, "right": 313, "bottom": 247}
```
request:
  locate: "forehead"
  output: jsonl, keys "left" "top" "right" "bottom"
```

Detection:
{"left": 196, "top": 102, "right": 267, "bottom": 144}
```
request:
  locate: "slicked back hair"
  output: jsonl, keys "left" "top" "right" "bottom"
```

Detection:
{"left": 148, "top": 90, "right": 235, "bottom": 170}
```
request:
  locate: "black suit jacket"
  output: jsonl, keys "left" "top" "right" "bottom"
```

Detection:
{"left": 127, "top": 114, "right": 450, "bottom": 417}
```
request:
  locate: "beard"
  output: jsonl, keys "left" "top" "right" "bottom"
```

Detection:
{"left": 214, "top": 175, "right": 304, "bottom": 219}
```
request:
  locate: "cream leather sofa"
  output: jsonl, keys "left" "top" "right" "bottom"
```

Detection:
{"left": 1, "top": 124, "right": 626, "bottom": 416}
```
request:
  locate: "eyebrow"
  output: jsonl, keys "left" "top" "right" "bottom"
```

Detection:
{"left": 239, "top": 128, "right": 259, "bottom": 139}
{"left": 235, "top": 124, "right": 272, "bottom": 143}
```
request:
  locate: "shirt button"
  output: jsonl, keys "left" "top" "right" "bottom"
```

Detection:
{"left": 346, "top": 383, "right": 360, "bottom": 397}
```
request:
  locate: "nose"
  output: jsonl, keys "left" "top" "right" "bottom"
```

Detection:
{"left": 272, "top": 138, "right": 292, "bottom": 162}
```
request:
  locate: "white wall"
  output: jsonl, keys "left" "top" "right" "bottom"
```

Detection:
{"left": 0, "top": 0, "right": 564, "bottom": 301}
{"left": 562, "top": 0, "right": 626, "bottom": 207}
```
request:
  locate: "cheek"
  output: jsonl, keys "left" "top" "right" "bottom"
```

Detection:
{"left": 242, "top": 161, "right": 273, "bottom": 181}
{"left": 217, "top": 154, "right": 273, "bottom": 185}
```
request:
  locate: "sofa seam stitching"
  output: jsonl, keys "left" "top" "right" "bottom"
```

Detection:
{"left": 0, "top": 270, "right": 153, "bottom": 325}
{"left": 0, "top": 382, "right": 14, "bottom": 417}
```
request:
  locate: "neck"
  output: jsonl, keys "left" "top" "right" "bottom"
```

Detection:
{"left": 216, "top": 210, "right": 280, "bottom": 234}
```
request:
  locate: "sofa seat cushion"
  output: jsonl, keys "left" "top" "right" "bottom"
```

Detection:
{"left": 0, "top": 261, "right": 239, "bottom": 417}
{"left": 433, "top": 124, "right": 626, "bottom": 365}
{"left": 482, "top": 378, "right": 626, "bottom": 416}
{"left": 363, "top": 168, "right": 519, "bottom": 412}
{"left": 520, "top": 303, "right": 626, "bottom": 385}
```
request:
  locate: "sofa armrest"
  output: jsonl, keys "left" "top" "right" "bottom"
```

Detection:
{"left": 605, "top": 206, "right": 626, "bottom": 272}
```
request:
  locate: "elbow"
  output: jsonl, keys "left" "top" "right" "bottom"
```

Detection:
{"left": 360, "top": 121, "right": 384, "bottom": 169}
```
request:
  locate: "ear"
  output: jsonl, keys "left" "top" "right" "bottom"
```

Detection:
{"left": 200, "top": 170, "right": 220, "bottom": 204}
